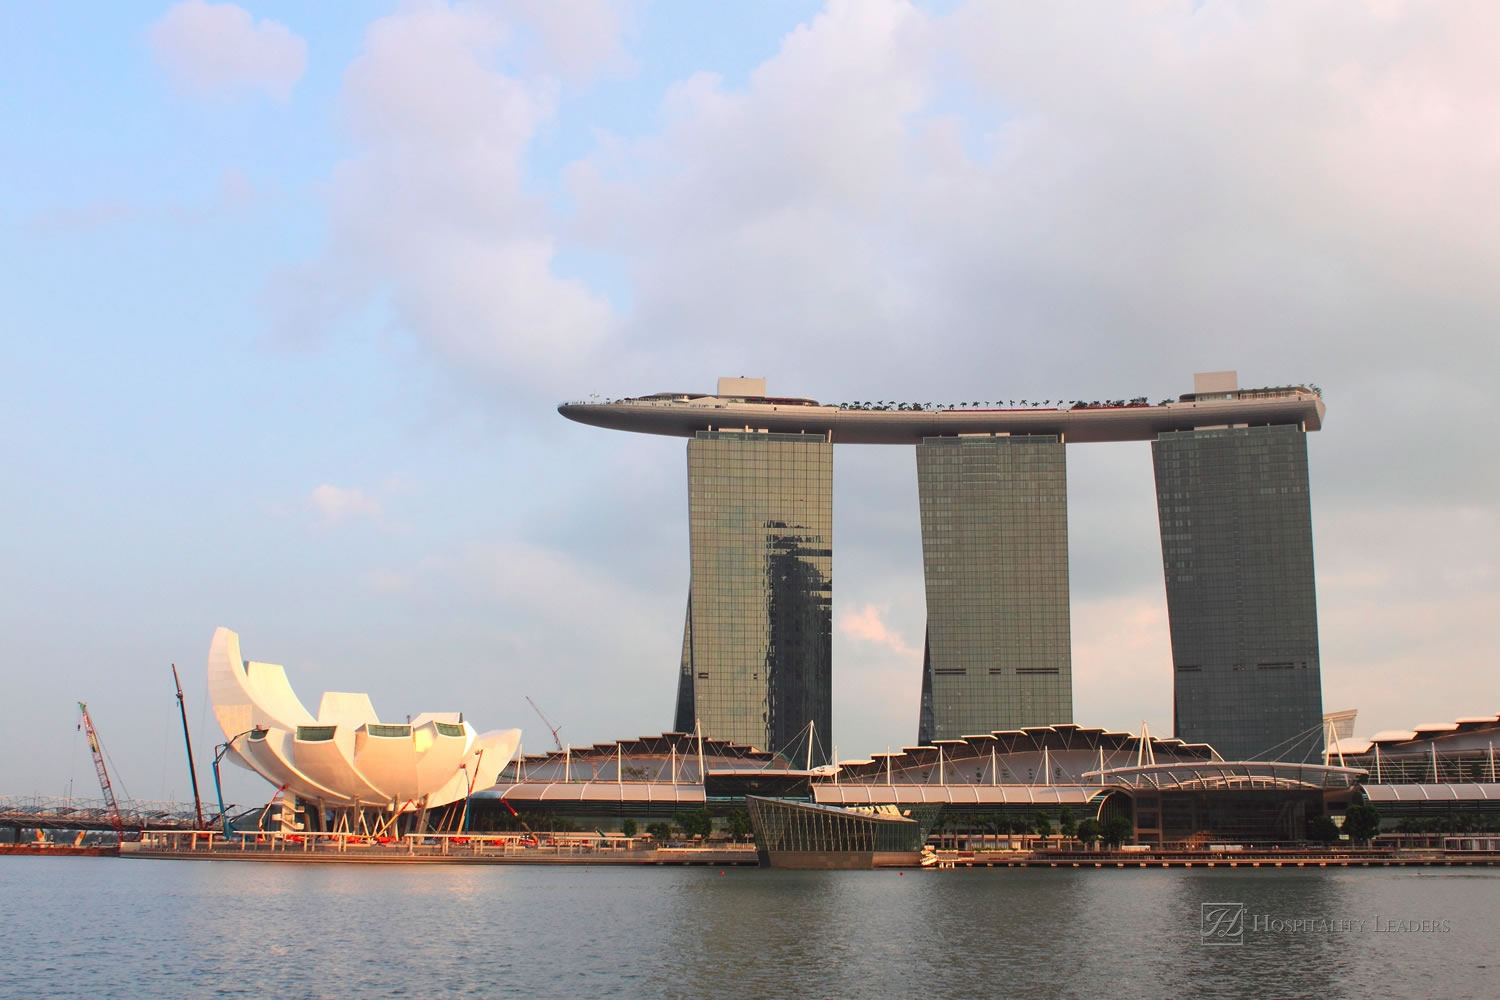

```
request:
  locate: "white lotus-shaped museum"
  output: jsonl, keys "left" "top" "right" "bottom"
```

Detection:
{"left": 207, "top": 627, "right": 520, "bottom": 811}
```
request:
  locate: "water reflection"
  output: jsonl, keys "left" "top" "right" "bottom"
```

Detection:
{"left": 2, "top": 860, "right": 1497, "bottom": 999}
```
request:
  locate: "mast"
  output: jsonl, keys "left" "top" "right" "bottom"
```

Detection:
{"left": 77, "top": 702, "right": 124, "bottom": 837}
{"left": 172, "top": 664, "right": 206, "bottom": 829}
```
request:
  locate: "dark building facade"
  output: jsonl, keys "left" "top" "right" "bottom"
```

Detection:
{"left": 1153, "top": 423, "right": 1324, "bottom": 761}
{"left": 916, "top": 435, "right": 1072, "bottom": 743}
{"left": 674, "top": 430, "right": 832, "bottom": 761}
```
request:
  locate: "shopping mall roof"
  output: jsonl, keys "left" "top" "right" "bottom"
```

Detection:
{"left": 1363, "top": 784, "right": 1500, "bottom": 803}
{"left": 813, "top": 785, "right": 1108, "bottom": 807}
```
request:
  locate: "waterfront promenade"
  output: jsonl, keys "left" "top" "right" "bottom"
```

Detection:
{"left": 114, "top": 829, "right": 1500, "bottom": 869}
{"left": 123, "top": 829, "right": 763, "bottom": 865}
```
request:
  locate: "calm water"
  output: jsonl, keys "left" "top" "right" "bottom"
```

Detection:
{"left": 2, "top": 858, "right": 1496, "bottom": 999}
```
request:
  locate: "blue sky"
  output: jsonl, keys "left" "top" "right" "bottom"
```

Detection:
{"left": 4, "top": 0, "right": 1498, "bottom": 806}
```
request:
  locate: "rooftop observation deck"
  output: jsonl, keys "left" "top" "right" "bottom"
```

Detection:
{"left": 557, "top": 384, "right": 1325, "bottom": 445}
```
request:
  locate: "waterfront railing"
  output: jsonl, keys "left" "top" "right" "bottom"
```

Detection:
{"left": 131, "top": 829, "right": 758, "bottom": 858}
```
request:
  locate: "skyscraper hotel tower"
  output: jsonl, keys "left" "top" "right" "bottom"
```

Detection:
{"left": 915, "top": 434, "right": 1071, "bottom": 744}
{"left": 675, "top": 419, "right": 832, "bottom": 760}
{"left": 559, "top": 372, "right": 1326, "bottom": 762}
{"left": 1152, "top": 371, "right": 1324, "bottom": 761}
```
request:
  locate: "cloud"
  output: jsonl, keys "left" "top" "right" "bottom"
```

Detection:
{"left": 499, "top": 0, "right": 633, "bottom": 81}
{"left": 839, "top": 602, "right": 920, "bottom": 659}
{"left": 266, "top": 1, "right": 1500, "bottom": 755}
{"left": 310, "top": 483, "right": 380, "bottom": 522}
{"left": 551, "top": 0, "right": 1500, "bottom": 745}
{"left": 25, "top": 198, "right": 132, "bottom": 234}
{"left": 149, "top": 1, "right": 307, "bottom": 101}
{"left": 1071, "top": 595, "right": 1174, "bottom": 736}
{"left": 269, "top": 2, "right": 613, "bottom": 394}
{"left": 359, "top": 568, "right": 408, "bottom": 595}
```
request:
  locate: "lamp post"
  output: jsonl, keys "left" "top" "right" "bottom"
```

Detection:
{"left": 459, "top": 747, "right": 487, "bottom": 834}
{"left": 211, "top": 728, "right": 263, "bottom": 836}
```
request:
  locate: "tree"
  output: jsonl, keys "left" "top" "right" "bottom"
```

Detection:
{"left": 673, "top": 807, "right": 713, "bottom": 840}
{"left": 1075, "top": 818, "right": 1102, "bottom": 847}
{"left": 645, "top": 821, "right": 673, "bottom": 842}
{"left": 1343, "top": 803, "right": 1382, "bottom": 845}
{"left": 1307, "top": 815, "right": 1340, "bottom": 845}
{"left": 1058, "top": 808, "right": 1077, "bottom": 840}
{"left": 1033, "top": 811, "right": 1053, "bottom": 842}
{"left": 726, "top": 809, "right": 752, "bottom": 843}
{"left": 620, "top": 817, "right": 638, "bottom": 839}
{"left": 1101, "top": 815, "right": 1134, "bottom": 849}
{"left": 931, "top": 810, "right": 973, "bottom": 848}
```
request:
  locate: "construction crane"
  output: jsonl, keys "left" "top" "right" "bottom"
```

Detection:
{"left": 77, "top": 702, "right": 125, "bottom": 837}
{"left": 171, "top": 664, "right": 206, "bottom": 830}
{"left": 525, "top": 696, "right": 564, "bottom": 751}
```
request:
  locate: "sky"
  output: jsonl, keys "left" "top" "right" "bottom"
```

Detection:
{"left": 3, "top": 0, "right": 1498, "bottom": 806}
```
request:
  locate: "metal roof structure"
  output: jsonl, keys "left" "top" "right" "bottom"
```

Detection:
{"left": 486, "top": 782, "right": 706, "bottom": 805}
{"left": 813, "top": 785, "right": 1108, "bottom": 807}
{"left": 1084, "top": 761, "right": 1366, "bottom": 791}
{"left": 1363, "top": 784, "right": 1500, "bottom": 803}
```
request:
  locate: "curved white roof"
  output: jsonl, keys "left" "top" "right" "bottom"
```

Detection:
{"left": 207, "top": 627, "right": 520, "bottom": 810}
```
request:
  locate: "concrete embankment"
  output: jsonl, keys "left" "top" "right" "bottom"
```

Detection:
{"left": 120, "top": 840, "right": 759, "bottom": 866}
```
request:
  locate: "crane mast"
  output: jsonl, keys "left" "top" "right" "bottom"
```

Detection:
{"left": 171, "top": 664, "right": 206, "bottom": 829}
{"left": 77, "top": 702, "right": 125, "bottom": 836}
{"left": 525, "top": 696, "right": 564, "bottom": 751}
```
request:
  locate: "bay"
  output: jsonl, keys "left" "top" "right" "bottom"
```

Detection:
{"left": 1, "top": 859, "right": 1494, "bottom": 999}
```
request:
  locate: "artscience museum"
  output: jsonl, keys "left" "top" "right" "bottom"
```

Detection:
{"left": 206, "top": 627, "right": 520, "bottom": 831}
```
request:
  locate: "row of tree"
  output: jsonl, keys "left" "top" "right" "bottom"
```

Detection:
{"left": 1389, "top": 813, "right": 1500, "bottom": 835}
{"left": 930, "top": 808, "right": 1133, "bottom": 849}
{"left": 624, "top": 809, "right": 754, "bottom": 844}
{"left": 1306, "top": 803, "right": 1382, "bottom": 845}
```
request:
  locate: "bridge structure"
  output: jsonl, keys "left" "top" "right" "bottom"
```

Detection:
{"left": 0, "top": 796, "right": 223, "bottom": 836}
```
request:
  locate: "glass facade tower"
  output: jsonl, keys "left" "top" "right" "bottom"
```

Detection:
{"left": 674, "top": 431, "right": 832, "bottom": 761}
{"left": 915, "top": 435, "right": 1072, "bottom": 743}
{"left": 1152, "top": 424, "right": 1324, "bottom": 761}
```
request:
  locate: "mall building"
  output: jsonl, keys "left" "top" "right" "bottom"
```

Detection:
{"left": 474, "top": 724, "right": 1363, "bottom": 847}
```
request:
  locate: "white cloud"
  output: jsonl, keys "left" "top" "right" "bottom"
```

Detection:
{"left": 271, "top": 2, "right": 613, "bottom": 395}
{"left": 839, "top": 602, "right": 920, "bottom": 659}
{"left": 1071, "top": 595, "right": 1175, "bottom": 737}
{"left": 149, "top": 1, "right": 308, "bottom": 101}
{"left": 310, "top": 483, "right": 380, "bottom": 522}
{"left": 499, "top": 0, "right": 632, "bottom": 81}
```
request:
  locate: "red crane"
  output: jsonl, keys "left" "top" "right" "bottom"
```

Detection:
{"left": 525, "top": 696, "right": 564, "bottom": 751}
{"left": 77, "top": 702, "right": 125, "bottom": 837}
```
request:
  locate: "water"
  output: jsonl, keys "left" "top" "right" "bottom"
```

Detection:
{"left": 2, "top": 859, "right": 1496, "bottom": 999}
